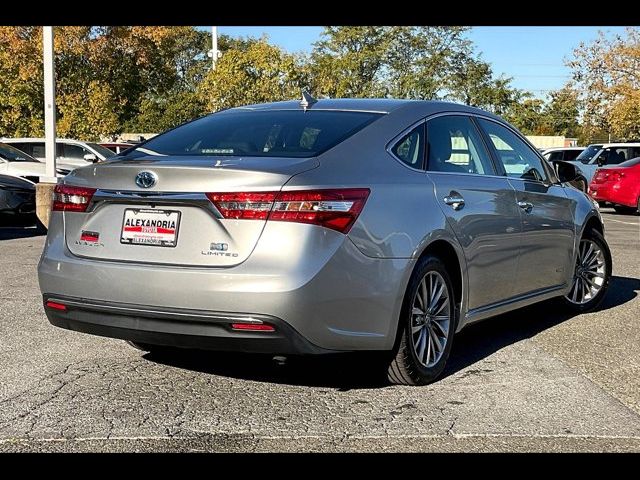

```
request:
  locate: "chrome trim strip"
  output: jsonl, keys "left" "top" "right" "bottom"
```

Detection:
{"left": 87, "top": 190, "right": 220, "bottom": 217}
{"left": 465, "top": 284, "right": 566, "bottom": 320}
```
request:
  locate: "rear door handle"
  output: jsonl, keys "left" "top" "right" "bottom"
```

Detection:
{"left": 444, "top": 194, "right": 465, "bottom": 210}
{"left": 517, "top": 201, "right": 533, "bottom": 213}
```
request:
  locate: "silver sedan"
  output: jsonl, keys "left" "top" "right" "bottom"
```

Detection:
{"left": 38, "top": 98, "right": 611, "bottom": 385}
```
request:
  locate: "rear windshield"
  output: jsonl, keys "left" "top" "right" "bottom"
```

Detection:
{"left": 0, "top": 143, "right": 39, "bottom": 162}
{"left": 129, "top": 110, "right": 383, "bottom": 158}
{"left": 576, "top": 145, "right": 602, "bottom": 163}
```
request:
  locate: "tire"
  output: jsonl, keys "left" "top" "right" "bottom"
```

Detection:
{"left": 597, "top": 201, "right": 607, "bottom": 208}
{"left": 561, "top": 228, "right": 612, "bottom": 313}
{"left": 387, "top": 255, "right": 459, "bottom": 386}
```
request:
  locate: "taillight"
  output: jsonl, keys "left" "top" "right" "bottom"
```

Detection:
{"left": 593, "top": 170, "right": 607, "bottom": 182}
{"left": 611, "top": 171, "right": 625, "bottom": 181}
{"left": 206, "top": 188, "right": 370, "bottom": 234}
{"left": 206, "top": 192, "right": 276, "bottom": 220}
{"left": 52, "top": 184, "right": 96, "bottom": 212}
{"left": 45, "top": 301, "right": 67, "bottom": 311}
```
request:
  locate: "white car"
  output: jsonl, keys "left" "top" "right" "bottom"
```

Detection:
{"left": 1, "top": 137, "right": 116, "bottom": 171}
{"left": 0, "top": 142, "right": 68, "bottom": 182}
{"left": 568, "top": 142, "right": 640, "bottom": 183}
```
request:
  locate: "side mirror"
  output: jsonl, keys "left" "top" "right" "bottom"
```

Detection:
{"left": 83, "top": 153, "right": 98, "bottom": 163}
{"left": 596, "top": 157, "right": 605, "bottom": 167}
{"left": 554, "top": 160, "right": 578, "bottom": 183}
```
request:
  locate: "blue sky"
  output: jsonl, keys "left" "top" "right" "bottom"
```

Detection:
{"left": 214, "top": 26, "right": 629, "bottom": 99}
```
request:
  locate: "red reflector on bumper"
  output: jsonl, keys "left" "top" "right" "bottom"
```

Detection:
{"left": 230, "top": 323, "right": 275, "bottom": 332}
{"left": 45, "top": 301, "right": 67, "bottom": 311}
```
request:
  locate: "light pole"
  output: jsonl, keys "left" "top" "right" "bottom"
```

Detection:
{"left": 43, "top": 26, "right": 56, "bottom": 182}
{"left": 208, "top": 26, "right": 221, "bottom": 69}
{"left": 35, "top": 25, "right": 58, "bottom": 229}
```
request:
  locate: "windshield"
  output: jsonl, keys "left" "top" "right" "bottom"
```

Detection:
{"left": 128, "top": 110, "right": 383, "bottom": 158}
{"left": 0, "top": 143, "right": 39, "bottom": 162}
{"left": 87, "top": 142, "right": 117, "bottom": 159}
{"left": 576, "top": 145, "right": 603, "bottom": 163}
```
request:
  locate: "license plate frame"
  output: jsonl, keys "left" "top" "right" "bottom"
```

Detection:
{"left": 120, "top": 208, "right": 181, "bottom": 248}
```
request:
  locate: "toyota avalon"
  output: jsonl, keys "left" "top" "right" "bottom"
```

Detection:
{"left": 38, "top": 97, "right": 611, "bottom": 385}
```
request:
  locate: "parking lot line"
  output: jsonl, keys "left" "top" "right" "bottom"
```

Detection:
{"left": 603, "top": 217, "right": 639, "bottom": 226}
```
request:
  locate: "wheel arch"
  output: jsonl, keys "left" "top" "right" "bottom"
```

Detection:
{"left": 581, "top": 213, "right": 605, "bottom": 238}
{"left": 387, "top": 233, "right": 468, "bottom": 349}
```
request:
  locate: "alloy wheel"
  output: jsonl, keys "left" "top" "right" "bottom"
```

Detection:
{"left": 565, "top": 239, "right": 606, "bottom": 305}
{"left": 410, "top": 271, "right": 451, "bottom": 367}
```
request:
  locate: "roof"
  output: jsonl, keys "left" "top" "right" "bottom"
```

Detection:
{"left": 600, "top": 142, "right": 640, "bottom": 147}
{"left": 542, "top": 147, "right": 585, "bottom": 151}
{"left": 231, "top": 98, "right": 501, "bottom": 118}
{"left": 233, "top": 98, "right": 411, "bottom": 113}
{"left": 1, "top": 137, "right": 92, "bottom": 144}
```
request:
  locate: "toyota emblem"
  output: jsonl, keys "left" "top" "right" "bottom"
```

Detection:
{"left": 135, "top": 171, "right": 157, "bottom": 189}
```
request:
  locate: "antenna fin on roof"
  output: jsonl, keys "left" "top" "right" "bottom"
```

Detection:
{"left": 300, "top": 90, "right": 317, "bottom": 112}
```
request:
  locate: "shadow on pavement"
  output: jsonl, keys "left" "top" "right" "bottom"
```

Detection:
{"left": 145, "top": 275, "right": 640, "bottom": 390}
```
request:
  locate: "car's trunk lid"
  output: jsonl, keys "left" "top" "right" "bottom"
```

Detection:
{"left": 63, "top": 155, "right": 318, "bottom": 267}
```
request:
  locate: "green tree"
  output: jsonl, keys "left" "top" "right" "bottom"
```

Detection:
{"left": 0, "top": 27, "right": 45, "bottom": 136}
{"left": 540, "top": 87, "right": 581, "bottom": 137}
{"left": 446, "top": 56, "right": 522, "bottom": 115}
{"left": 0, "top": 26, "right": 211, "bottom": 139}
{"left": 504, "top": 96, "right": 547, "bottom": 134}
{"left": 568, "top": 27, "right": 640, "bottom": 140}
{"left": 309, "top": 26, "right": 473, "bottom": 99}
{"left": 198, "top": 37, "right": 305, "bottom": 112}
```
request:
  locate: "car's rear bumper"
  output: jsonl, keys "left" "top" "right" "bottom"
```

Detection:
{"left": 39, "top": 212, "right": 413, "bottom": 352}
{"left": 42, "top": 295, "right": 332, "bottom": 355}
{"left": 589, "top": 185, "right": 636, "bottom": 207}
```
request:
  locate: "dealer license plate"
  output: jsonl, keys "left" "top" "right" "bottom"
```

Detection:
{"left": 120, "top": 209, "right": 180, "bottom": 247}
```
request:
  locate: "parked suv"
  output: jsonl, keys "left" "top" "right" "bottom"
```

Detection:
{"left": 38, "top": 99, "right": 611, "bottom": 385}
{"left": 2, "top": 138, "right": 116, "bottom": 171}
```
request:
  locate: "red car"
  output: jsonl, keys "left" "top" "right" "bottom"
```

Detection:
{"left": 589, "top": 157, "right": 640, "bottom": 214}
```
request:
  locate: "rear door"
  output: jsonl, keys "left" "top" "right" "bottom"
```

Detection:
{"left": 424, "top": 114, "right": 522, "bottom": 311}
{"left": 476, "top": 118, "right": 576, "bottom": 296}
{"left": 59, "top": 143, "right": 93, "bottom": 167}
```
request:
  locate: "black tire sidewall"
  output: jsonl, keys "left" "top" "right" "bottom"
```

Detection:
{"left": 398, "top": 255, "right": 458, "bottom": 383}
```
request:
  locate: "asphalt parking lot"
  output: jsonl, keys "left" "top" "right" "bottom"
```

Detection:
{"left": 0, "top": 209, "right": 638, "bottom": 452}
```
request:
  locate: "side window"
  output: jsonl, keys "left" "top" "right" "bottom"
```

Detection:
{"left": 391, "top": 124, "right": 425, "bottom": 168}
{"left": 63, "top": 144, "right": 88, "bottom": 160}
{"left": 565, "top": 150, "right": 581, "bottom": 161}
{"left": 548, "top": 151, "right": 564, "bottom": 161}
{"left": 31, "top": 143, "right": 46, "bottom": 159}
{"left": 477, "top": 118, "right": 549, "bottom": 182}
{"left": 426, "top": 115, "right": 495, "bottom": 175}
{"left": 12, "top": 143, "right": 32, "bottom": 156}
